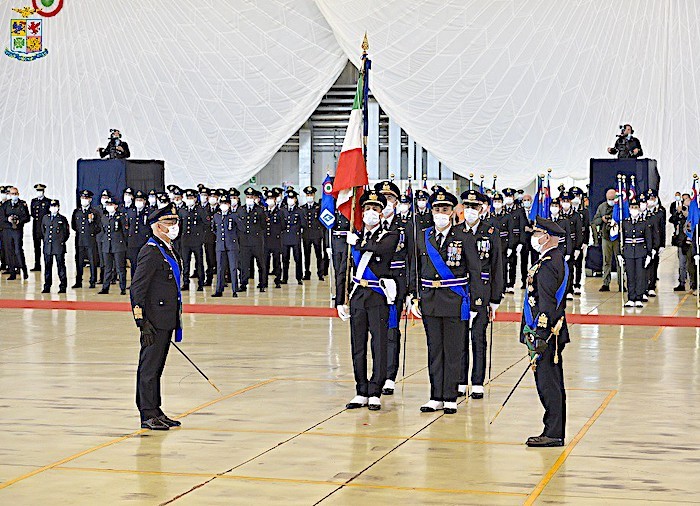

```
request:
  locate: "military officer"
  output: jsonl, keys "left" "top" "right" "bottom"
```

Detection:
{"left": 125, "top": 191, "right": 151, "bottom": 279}
{"left": 502, "top": 188, "right": 527, "bottom": 293}
{"left": 177, "top": 189, "right": 206, "bottom": 292}
{"left": 71, "top": 190, "right": 100, "bottom": 288}
{"left": 121, "top": 187, "right": 135, "bottom": 213}
{"left": 331, "top": 209, "right": 351, "bottom": 303}
{"left": 264, "top": 189, "right": 284, "bottom": 289}
{"left": 491, "top": 193, "right": 512, "bottom": 293}
{"left": 301, "top": 186, "right": 325, "bottom": 281}
{"left": 30, "top": 183, "right": 51, "bottom": 271}
{"left": 130, "top": 205, "right": 183, "bottom": 430}
{"left": 147, "top": 189, "right": 158, "bottom": 213}
{"left": 414, "top": 190, "right": 434, "bottom": 230}
{"left": 458, "top": 190, "right": 503, "bottom": 399}
{"left": 98, "top": 198, "right": 128, "bottom": 295}
{"left": 520, "top": 193, "right": 537, "bottom": 288}
{"left": 95, "top": 189, "right": 113, "bottom": 284}
{"left": 645, "top": 189, "right": 666, "bottom": 297}
{"left": 40, "top": 199, "right": 70, "bottom": 293}
{"left": 338, "top": 190, "right": 399, "bottom": 411}
{"left": 407, "top": 190, "right": 471, "bottom": 414}
{"left": 212, "top": 195, "right": 240, "bottom": 297}
{"left": 0, "top": 186, "right": 30, "bottom": 280}
{"left": 611, "top": 198, "right": 652, "bottom": 307}
{"left": 570, "top": 187, "right": 590, "bottom": 295}
{"left": 521, "top": 217, "right": 569, "bottom": 447}
{"left": 0, "top": 186, "right": 9, "bottom": 272}
{"left": 280, "top": 189, "right": 304, "bottom": 286}
{"left": 550, "top": 198, "right": 573, "bottom": 265}
{"left": 200, "top": 188, "right": 218, "bottom": 286}
{"left": 559, "top": 191, "right": 583, "bottom": 300}
{"left": 238, "top": 187, "right": 267, "bottom": 292}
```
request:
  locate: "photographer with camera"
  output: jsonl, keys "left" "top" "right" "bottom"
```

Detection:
{"left": 607, "top": 124, "right": 643, "bottom": 158}
{"left": 97, "top": 129, "right": 131, "bottom": 159}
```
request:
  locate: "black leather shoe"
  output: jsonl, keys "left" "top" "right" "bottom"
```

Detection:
{"left": 674, "top": 284, "right": 685, "bottom": 292}
{"left": 212, "top": 292, "right": 223, "bottom": 297}
{"left": 41, "top": 288, "right": 50, "bottom": 294}
{"left": 98, "top": 288, "right": 109, "bottom": 294}
{"left": 158, "top": 415, "right": 181, "bottom": 427}
{"left": 599, "top": 285, "right": 610, "bottom": 292}
{"left": 232, "top": 292, "right": 238, "bottom": 298}
{"left": 204, "top": 281, "right": 213, "bottom": 287}
{"left": 297, "top": 280, "right": 303, "bottom": 285}
{"left": 275, "top": 282, "right": 281, "bottom": 288}
{"left": 120, "top": 289, "right": 126, "bottom": 295}
{"left": 141, "top": 417, "right": 169, "bottom": 430}
{"left": 318, "top": 276, "right": 325, "bottom": 281}
{"left": 526, "top": 436, "right": 564, "bottom": 447}
{"left": 58, "top": 288, "right": 67, "bottom": 294}
{"left": 237, "top": 286, "right": 247, "bottom": 292}
{"left": 303, "top": 274, "right": 311, "bottom": 280}
{"left": 196, "top": 286, "right": 203, "bottom": 292}
{"left": 368, "top": 403, "right": 381, "bottom": 411}
{"left": 72, "top": 282, "right": 82, "bottom": 289}
{"left": 457, "top": 390, "right": 466, "bottom": 397}
{"left": 346, "top": 402, "right": 367, "bottom": 409}
{"left": 7, "top": 273, "right": 17, "bottom": 280}
{"left": 89, "top": 283, "right": 96, "bottom": 289}
{"left": 443, "top": 407, "right": 457, "bottom": 415}
{"left": 181, "top": 285, "right": 189, "bottom": 291}
{"left": 30, "top": 267, "right": 41, "bottom": 272}
{"left": 470, "top": 392, "right": 484, "bottom": 399}
{"left": 382, "top": 387, "right": 394, "bottom": 395}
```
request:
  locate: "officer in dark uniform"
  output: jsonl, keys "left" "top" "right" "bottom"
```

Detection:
{"left": 0, "top": 186, "right": 30, "bottom": 280}
{"left": 212, "top": 195, "right": 240, "bottom": 297}
{"left": 339, "top": 190, "right": 399, "bottom": 411}
{"left": 121, "top": 187, "right": 135, "bottom": 213}
{"left": 98, "top": 198, "right": 128, "bottom": 295}
{"left": 521, "top": 217, "right": 569, "bottom": 447}
{"left": 502, "top": 188, "right": 527, "bottom": 293}
{"left": 559, "top": 191, "right": 583, "bottom": 300}
{"left": 30, "top": 183, "right": 51, "bottom": 271}
{"left": 414, "top": 190, "right": 434, "bottom": 230}
{"left": 130, "top": 205, "right": 182, "bottom": 430}
{"left": 238, "top": 187, "right": 267, "bottom": 292}
{"left": 570, "top": 187, "right": 590, "bottom": 295}
{"left": 301, "top": 186, "right": 325, "bottom": 281}
{"left": 331, "top": 209, "right": 351, "bottom": 302}
{"left": 147, "top": 189, "right": 158, "bottom": 213}
{"left": 200, "top": 188, "right": 218, "bottom": 286}
{"left": 550, "top": 198, "right": 573, "bottom": 266}
{"left": 264, "top": 189, "right": 284, "bottom": 289}
{"left": 407, "top": 190, "right": 471, "bottom": 414}
{"left": 645, "top": 189, "right": 666, "bottom": 297}
{"left": 96, "top": 189, "right": 113, "bottom": 284}
{"left": 458, "top": 190, "right": 503, "bottom": 399}
{"left": 71, "top": 190, "right": 100, "bottom": 288}
{"left": 125, "top": 191, "right": 151, "bottom": 279}
{"left": 520, "top": 193, "right": 536, "bottom": 288}
{"left": 177, "top": 189, "right": 206, "bottom": 292}
{"left": 0, "top": 186, "right": 8, "bottom": 272}
{"left": 40, "top": 199, "right": 70, "bottom": 293}
{"left": 491, "top": 193, "right": 512, "bottom": 293}
{"left": 611, "top": 198, "right": 652, "bottom": 307}
{"left": 280, "top": 189, "right": 304, "bottom": 285}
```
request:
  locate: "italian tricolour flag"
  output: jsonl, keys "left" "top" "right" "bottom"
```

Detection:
{"left": 331, "top": 73, "right": 368, "bottom": 229}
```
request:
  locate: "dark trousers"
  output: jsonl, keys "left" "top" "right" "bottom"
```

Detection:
{"left": 573, "top": 249, "right": 584, "bottom": 289}
{"left": 422, "top": 315, "right": 465, "bottom": 402}
{"left": 216, "top": 248, "right": 239, "bottom": 294}
{"left": 350, "top": 298, "right": 389, "bottom": 398}
{"left": 624, "top": 256, "right": 645, "bottom": 301}
{"left": 136, "top": 328, "right": 172, "bottom": 421}
{"left": 127, "top": 246, "right": 142, "bottom": 279}
{"left": 565, "top": 256, "right": 575, "bottom": 294}
{"left": 96, "top": 240, "right": 104, "bottom": 283}
{"left": 386, "top": 270, "right": 407, "bottom": 382}
{"left": 1, "top": 230, "right": 15, "bottom": 269}
{"left": 43, "top": 252, "right": 67, "bottom": 290}
{"left": 240, "top": 242, "right": 266, "bottom": 288}
{"left": 303, "top": 237, "right": 323, "bottom": 278}
{"left": 520, "top": 243, "right": 535, "bottom": 286}
{"left": 204, "top": 242, "right": 216, "bottom": 284}
{"left": 506, "top": 249, "right": 518, "bottom": 288}
{"left": 282, "top": 243, "right": 302, "bottom": 282}
{"left": 265, "top": 246, "right": 282, "bottom": 283}
{"left": 76, "top": 244, "right": 97, "bottom": 285}
{"left": 534, "top": 344, "right": 566, "bottom": 439}
{"left": 6, "top": 229, "right": 26, "bottom": 274}
{"left": 461, "top": 308, "right": 489, "bottom": 386}
{"left": 102, "top": 250, "right": 126, "bottom": 291}
{"left": 647, "top": 254, "right": 660, "bottom": 290}
{"left": 332, "top": 242, "right": 348, "bottom": 303}
{"left": 181, "top": 243, "right": 204, "bottom": 289}
{"left": 33, "top": 235, "right": 42, "bottom": 269}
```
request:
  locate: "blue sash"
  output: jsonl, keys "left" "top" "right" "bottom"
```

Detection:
{"left": 148, "top": 237, "right": 183, "bottom": 342}
{"left": 352, "top": 246, "right": 398, "bottom": 329}
{"left": 423, "top": 227, "right": 470, "bottom": 320}
{"left": 523, "top": 257, "right": 569, "bottom": 328}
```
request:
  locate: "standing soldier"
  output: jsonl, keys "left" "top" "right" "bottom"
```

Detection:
{"left": 331, "top": 208, "right": 351, "bottom": 303}
{"left": 645, "top": 189, "right": 666, "bottom": 297}
{"left": 264, "top": 189, "right": 284, "bottom": 289}
{"left": 0, "top": 186, "right": 30, "bottom": 280}
{"left": 130, "top": 205, "right": 182, "bottom": 430}
{"left": 40, "top": 199, "right": 70, "bottom": 293}
{"left": 177, "top": 190, "right": 206, "bottom": 292}
{"left": 502, "top": 188, "right": 527, "bottom": 293}
{"left": 414, "top": 190, "right": 433, "bottom": 230}
{"left": 146, "top": 190, "right": 158, "bottom": 213}
{"left": 520, "top": 194, "right": 536, "bottom": 289}
{"left": 280, "top": 189, "right": 304, "bottom": 286}
{"left": 337, "top": 190, "right": 399, "bottom": 411}
{"left": 212, "top": 195, "right": 240, "bottom": 297}
{"left": 98, "top": 198, "right": 128, "bottom": 295}
{"left": 301, "top": 186, "right": 325, "bottom": 281}
{"left": 30, "top": 183, "right": 51, "bottom": 272}
{"left": 521, "top": 217, "right": 569, "bottom": 447}
{"left": 71, "top": 190, "right": 100, "bottom": 289}
{"left": 238, "top": 187, "right": 267, "bottom": 292}
{"left": 407, "top": 190, "right": 471, "bottom": 415}
{"left": 491, "top": 193, "right": 512, "bottom": 294}
{"left": 611, "top": 198, "right": 652, "bottom": 307}
{"left": 549, "top": 198, "right": 573, "bottom": 270}
{"left": 126, "top": 191, "right": 151, "bottom": 279}
{"left": 559, "top": 191, "right": 583, "bottom": 300}
{"left": 201, "top": 188, "right": 218, "bottom": 287}
{"left": 121, "top": 188, "right": 135, "bottom": 213}
{"left": 458, "top": 190, "right": 503, "bottom": 399}
{"left": 570, "top": 187, "right": 590, "bottom": 295}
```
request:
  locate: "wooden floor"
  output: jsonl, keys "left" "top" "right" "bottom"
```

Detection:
{"left": 1, "top": 249, "right": 699, "bottom": 505}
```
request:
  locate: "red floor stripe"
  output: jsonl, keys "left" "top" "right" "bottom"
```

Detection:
{"left": 1, "top": 298, "right": 699, "bottom": 328}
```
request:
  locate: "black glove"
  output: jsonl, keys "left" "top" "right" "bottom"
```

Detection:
{"left": 140, "top": 320, "right": 156, "bottom": 347}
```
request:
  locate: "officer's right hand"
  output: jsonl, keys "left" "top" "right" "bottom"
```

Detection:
{"left": 404, "top": 294, "right": 413, "bottom": 310}
{"left": 326, "top": 247, "right": 332, "bottom": 256}
{"left": 616, "top": 254, "right": 624, "bottom": 267}
{"left": 644, "top": 255, "right": 652, "bottom": 268}
{"left": 336, "top": 304, "right": 350, "bottom": 321}
{"left": 694, "top": 254, "right": 700, "bottom": 265}
{"left": 506, "top": 248, "right": 513, "bottom": 257}
{"left": 346, "top": 233, "right": 359, "bottom": 246}
{"left": 410, "top": 299, "right": 422, "bottom": 318}
{"left": 140, "top": 320, "right": 156, "bottom": 347}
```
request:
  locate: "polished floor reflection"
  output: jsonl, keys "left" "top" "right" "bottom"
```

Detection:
{"left": 1, "top": 250, "right": 699, "bottom": 505}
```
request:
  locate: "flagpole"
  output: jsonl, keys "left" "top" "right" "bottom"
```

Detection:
{"left": 469, "top": 173, "right": 474, "bottom": 191}
{"left": 694, "top": 174, "right": 699, "bottom": 308}
{"left": 616, "top": 173, "right": 625, "bottom": 303}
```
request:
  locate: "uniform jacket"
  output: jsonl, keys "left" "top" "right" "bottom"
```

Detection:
{"left": 301, "top": 202, "right": 324, "bottom": 240}
{"left": 280, "top": 205, "right": 303, "bottom": 246}
{"left": 350, "top": 226, "right": 399, "bottom": 308}
{"left": 238, "top": 205, "right": 266, "bottom": 246}
{"left": 616, "top": 217, "right": 652, "bottom": 259}
{"left": 463, "top": 220, "right": 504, "bottom": 309}
{"left": 177, "top": 205, "right": 207, "bottom": 246}
{"left": 552, "top": 214, "right": 573, "bottom": 256}
{"left": 31, "top": 196, "right": 51, "bottom": 238}
{"left": 126, "top": 207, "right": 150, "bottom": 249}
{"left": 1, "top": 199, "right": 30, "bottom": 231}
{"left": 265, "top": 205, "right": 283, "bottom": 248}
{"left": 100, "top": 213, "right": 128, "bottom": 253}
{"left": 414, "top": 208, "right": 434, "bottom": 231}
{"left": 213, "top": 210, "right": 239, "bottom": 252}
{"left": 41, "top": 213, "right": 70, "bottom": 255}
{"left": 71, "top": 206, "right": 100, "bottom": 246}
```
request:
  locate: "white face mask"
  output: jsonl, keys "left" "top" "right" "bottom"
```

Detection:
{"left": 397, "top": 203, "right": 410, "bottom": 214}
{"left": 157, "top": 201, "right": 168, "bottom": 209}
{"left": 572, "top": 197, "right": 581, "bottom": 206}
{"left": 266, "top": 199, "right": 275, "bottom": 207}
{"left": 522, "top": 200, "right": 532, "bottom": 209}
{"left": 185, "top": 198, "right": 195, "bottom": 207}
{"left": 504, "top": 197, "right": 514, "bottom": 205}
{"left": 10, "top": 195, "right": 19, "bottom": 203}
{"left": 165, "top": 224, "right": 179, "bottom": 240}
{"left": 433, "top": 212, "right": 451, "bottom": 229}
{"left": 276, "top": 196, "right": 283, "bottom": 204}
{"left": 493, "top": 202, "right": 503, "bottom": 210}
{"left": 382, "top": 201, "right": 395, "bottom": 217}
{"left": 363, "top": 209, "right": 381, "bottom": 227}
{"left": 200, "top": 195, "right": 208, "bottom": 204}
{"left": 464, "top": 208, "right": 480, "bottom": 224}
{"left": 231, "top": 198, "right": 239, "bottom": 207}
{"left": 417, "top": 200, "right": 428, "bottom": 209}
{"left": 135, "top": 201, "right": 145, "bottom": 210}
{"left": 550, "top": 207, "right": 559, "bottom": 216}
{"left": 561, "top": 202, "right": 571, "bottom": 210}
{"left": 246, "top": 197, "right": 255, "bottom": 207}
{"left": 49, "top": 206, "right": 58, "bottom": 215}
{"left": 648, "top": 199, "right": 657, "bottom": 208}
{"left": 607, "top": 199, "right": 615, "bottom": 206}
{"left": 101, "top": 198, "right": 109, "bottom": 206}
{"left": 219, "top": 204, "right": 230, "bottom": 213}
{"left": 304, "top": 195, "right": 313, "bottom": 205}
{"left": 286, "top": 197, "right": 295, "bottom": 208}
{"left": 0, "top": 194, "right": 6, "bottom": 202}
{"left": 106, "top": 206, "right": 116, "bottom": 215}
{"left": 80, "top": 199, "right": 91, "bottom": 208}
{"left": 630, "top": 208, "right": 640, "bottom": 218}
{"left": 123, "top": 195, "right": 133, "bottom": 206}
{"left": 640, "top": 203, "right": 647, "bottom": 211}
{"left": 37, "top": 191, "right": 44, "bottom": 198}
{"left": 148, "top": 196, "right": 157, "bottom": 205}
{"left": 168, "top": 192, "right": 175, "bottom": 201}
{"left": 531, "top": 234, "right": 544, "bottom": 253}
{"left": 208, "top": 197, "right": 218, "bottom": 206}
{"left": 676, "top": 195, "right": 682, "bottom": 202}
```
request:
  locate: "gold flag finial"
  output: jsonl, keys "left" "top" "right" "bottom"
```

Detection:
{"left": 13, "top": 6, "right": 37, "bottom": 17}
{"left": 362, "top": 32, "right": 369, "bottom": 54}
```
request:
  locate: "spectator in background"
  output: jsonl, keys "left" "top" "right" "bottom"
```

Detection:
{"left": 592, "top": 188, "right": 620, "bottom": 291}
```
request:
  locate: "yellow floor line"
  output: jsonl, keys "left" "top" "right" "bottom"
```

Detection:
{"left": 52, "top": 466, "right": 528, "bottom": 497}
{"left": 523, "top": 389, "right": 618, "bottom": 505}
{"left": 0, "top": 379, "right": 276, "bottom": 491}
{"left": 652, "top": 293, "right": 690, "bottom": 341}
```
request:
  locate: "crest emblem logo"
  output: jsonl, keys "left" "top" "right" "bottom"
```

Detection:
{"left": 6, "top": 2, "right": 63, "bottom": 61}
